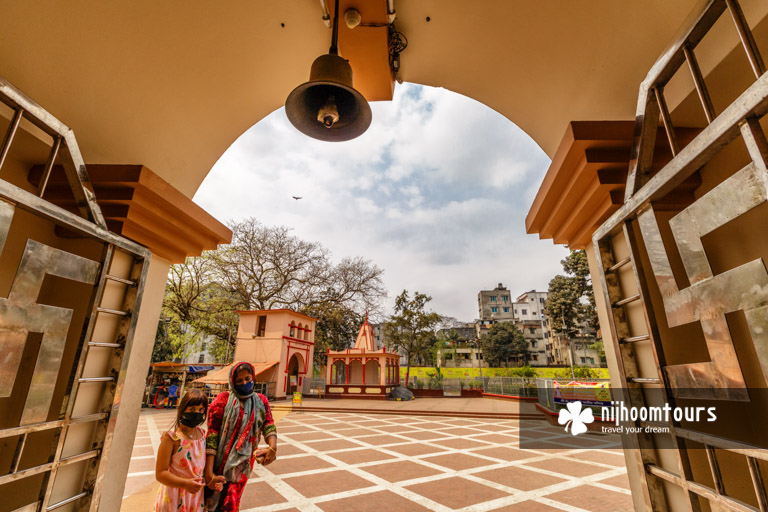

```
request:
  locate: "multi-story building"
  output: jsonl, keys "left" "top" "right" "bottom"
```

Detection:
{"left": 517, "top": 320, "right": 547, "bottom": 366}
{"left": 371, "top": 322, "right": 384, "bottom": 350}
{"left": 177, "top": 333, "right": 219, "bottom": 365}
{"left": 476, "top": 286, "right": 550, "bottom": 366}
{"left": 436, "top": 343, "right": 488, "bottom": 369}
{"left": 477, "top": 283, "right": 515, "bottom": 323}
{"left": 436, "top": 324, "right": 477, "bottom": 343}
{"left": 512, "top": 290, "right": 548, "bottom": 322}
{"left": 545, "top": 321, "right": 602, "bottom": 368}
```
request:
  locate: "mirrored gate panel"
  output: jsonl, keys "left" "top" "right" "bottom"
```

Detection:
{"left": 592, "top": 0, "right": 768, "bottom": 510}
{"left": 0, "top": 75, "right": 150, "bottom": 512}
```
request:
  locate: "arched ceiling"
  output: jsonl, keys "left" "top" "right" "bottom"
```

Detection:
{"left": 3, "top": 0, "right": 763, "bottom": 199}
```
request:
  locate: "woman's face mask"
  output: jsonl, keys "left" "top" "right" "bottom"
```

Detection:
{"left": 180, "top": 411, "right": 205, "bottom": 428}
{"left": 234, "top": 380, "right": 254, "bottom": 395}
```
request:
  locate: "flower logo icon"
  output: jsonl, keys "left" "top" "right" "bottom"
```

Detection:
{"left": 558, "top": 401, "right": 594, "bottom": 436}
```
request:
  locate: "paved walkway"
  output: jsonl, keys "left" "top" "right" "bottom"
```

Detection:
{"left": 122, "top": 404, "right": 632, "bottom": 511}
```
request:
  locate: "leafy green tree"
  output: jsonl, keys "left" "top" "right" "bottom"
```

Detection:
{"left": 589, "top": 339, "right": 606, "bottom": 361}
{"left": 510, "top": 364, "right": 538, "bottom": 378}
{"left": 573, "top": 366, "right": 599, "bottom": 380}
{"left": 436, "top": 328, "right": 465, "bottom": 366}
{"left": 478, "top": 322, "right": 527, "bottom": 367}
{"left": 382, "top": 290, "right": 441, "bottom": 385}
{"left": 546, "top": 250, "right": 597, "bottom": 333}
{"left": 545, "top": 249, "right": 601, "bottom": 376}
{"left": 151, "top": 319, "right": 174, "bottom": 363}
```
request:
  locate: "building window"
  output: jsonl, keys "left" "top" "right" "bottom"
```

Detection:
{"left": 531, "top": 341, "right": 537, "bottom": 348}
{"left": 256, "top": 315, "right": 266, "bottom": 337}
{"left": 503, "top": 307, "right": 509, "bottom": 313}
{"left": 540, "top": 297, "right": 545, "bottom": 303}
{"left": 531, "top": 354, "right": 538, "bottom": 361}
{"left": 580, "top": 357, "right": 586, "bottom": 364}
{"left": 529, "top": 327, "right": 535, "bottom": 334}
{"left": 503, "top": 296, "right": 508, "bottom": 302}
{"left": 445, "top": 353, "right": 453, "bottom": 360}
{"left": 477, "top": 353, "right": 483, "bottom": 359}
{"left": 491, "top": 307, "right": 498, "bottom": 313}
{"left": 490, "top": 296, "right": 496, "bottom": 302}
{"left": 522, "top": 309, "right": 527, "bottom": 315}
{"left": 530, "top": 297, "right": 535, "bottom": 301}
{"left": 198, "top": 353, "right": 205, "bottom": 363}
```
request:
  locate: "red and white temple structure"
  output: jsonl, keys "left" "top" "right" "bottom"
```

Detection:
{"left": 325, "top": 315, "right": 400, "bottom": 399}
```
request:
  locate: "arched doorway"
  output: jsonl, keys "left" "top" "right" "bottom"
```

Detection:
{"left": 348, "top": 360, "right": 363, "bottom": 385}
{"left": 364, "top": 360, "right": 380, "bottom": 386}
{"left": 331, "top": 360, "right": 347, "bottom": 385}
{"left": 286, "top": 353, "right": 303, "bottom": 395}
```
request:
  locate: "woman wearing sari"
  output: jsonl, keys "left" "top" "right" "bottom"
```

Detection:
{"left": 204, "top": 362, "right": 277, "bottom": 511}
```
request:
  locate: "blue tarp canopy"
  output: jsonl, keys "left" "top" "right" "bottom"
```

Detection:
{"left": 187, "top": 365, "right": 214, "bottom": 373}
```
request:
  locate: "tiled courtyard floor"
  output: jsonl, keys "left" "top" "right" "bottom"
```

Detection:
{"left": 122, "top": 406, "right": 632, "bottom": 511}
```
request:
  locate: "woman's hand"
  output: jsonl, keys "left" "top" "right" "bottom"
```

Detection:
{"left": 206, "top": 475, "right": 225, "bottom": 491}
{"left": 182, "top": 478, "right": 205, "bottom": 494}
{"left": 262, "top": 446, "right": 277, "bottom": 466}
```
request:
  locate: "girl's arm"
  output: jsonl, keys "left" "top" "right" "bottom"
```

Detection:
{"left": 155, "top": 434, "right": 204, "bottom": 493}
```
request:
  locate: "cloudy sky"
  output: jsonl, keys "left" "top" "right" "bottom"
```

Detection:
{"left": 193, "top": 83, "right": 568, "bottom": 321}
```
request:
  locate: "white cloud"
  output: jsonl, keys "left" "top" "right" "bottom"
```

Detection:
{"left": 194, "top": 83, "right": 568, "bottom": 320}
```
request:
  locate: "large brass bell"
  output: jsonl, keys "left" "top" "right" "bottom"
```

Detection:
{"left": 285, "top": 54, "right": 372, "bottom": 142}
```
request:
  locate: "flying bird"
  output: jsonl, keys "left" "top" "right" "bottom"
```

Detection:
{"left": 292, "top": 196, "right": 303, "bottom": 200}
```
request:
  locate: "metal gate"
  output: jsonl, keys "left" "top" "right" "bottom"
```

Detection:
{"left": 0, "top": 76, "right": 150, "bottom": 511}
{"left": 592, "top": 0, "right": 768, "bottom": 510}
{"left": 442, "top": 378, "right": 461, "bottom": 396}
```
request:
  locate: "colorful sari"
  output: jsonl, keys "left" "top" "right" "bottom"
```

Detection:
{"left": 204, "top": 362, "right": 276, "bottom": 511}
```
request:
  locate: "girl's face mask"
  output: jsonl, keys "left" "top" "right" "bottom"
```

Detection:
{"left": 180, "top": 411, "right": 205, "bottom": 428}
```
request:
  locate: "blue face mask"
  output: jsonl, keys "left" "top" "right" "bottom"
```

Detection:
{"left": 234, "top": 380, "right": 254, "bottom": 396}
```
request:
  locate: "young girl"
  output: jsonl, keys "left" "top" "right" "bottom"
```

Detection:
{"left": 155, "top": 388, "right": 215, "bottom": 512}
{"left": 204, "top": 361, "right": 277, "bottom": 511}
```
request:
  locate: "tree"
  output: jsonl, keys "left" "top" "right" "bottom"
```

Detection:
{"left": 158, "top": 219, "right": 386, "bottom": 363}
{"left": 160, "top": 255, "right": 240, "bottom": 363}
{"left": 211, "top": 218, "right": 386, "bottom": 312}
{"left": 151, "top": 319, "right": 174, "bottom": 363}
{"left": 545, "top": 250, "right": 599, "bottom": 332}
{"left": 546, "top": 250, "right": 601, "bottom": 374}
{"left": 436, "top": 328, "right": 465, "bottom": 366}
{"left": 382, "top": 290, "right": 441, "bottom": 385}
{"left": 302, "top": 303, "right": 362, "bottom": 366}
{"left": 477, "top": 322, "right": 527, "bottom": 367}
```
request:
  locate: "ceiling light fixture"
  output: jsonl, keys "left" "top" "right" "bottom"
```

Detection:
{"left": 285, "top": 0, "right": 371, "bottom": 142}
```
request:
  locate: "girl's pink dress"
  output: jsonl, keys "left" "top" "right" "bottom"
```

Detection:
{"left": 155, "top": 427, "right": 206, "bottom": 512}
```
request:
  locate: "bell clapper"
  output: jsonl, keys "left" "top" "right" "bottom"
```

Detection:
{"left": 317, "top": 95, "right": 340, "bottom": 128}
